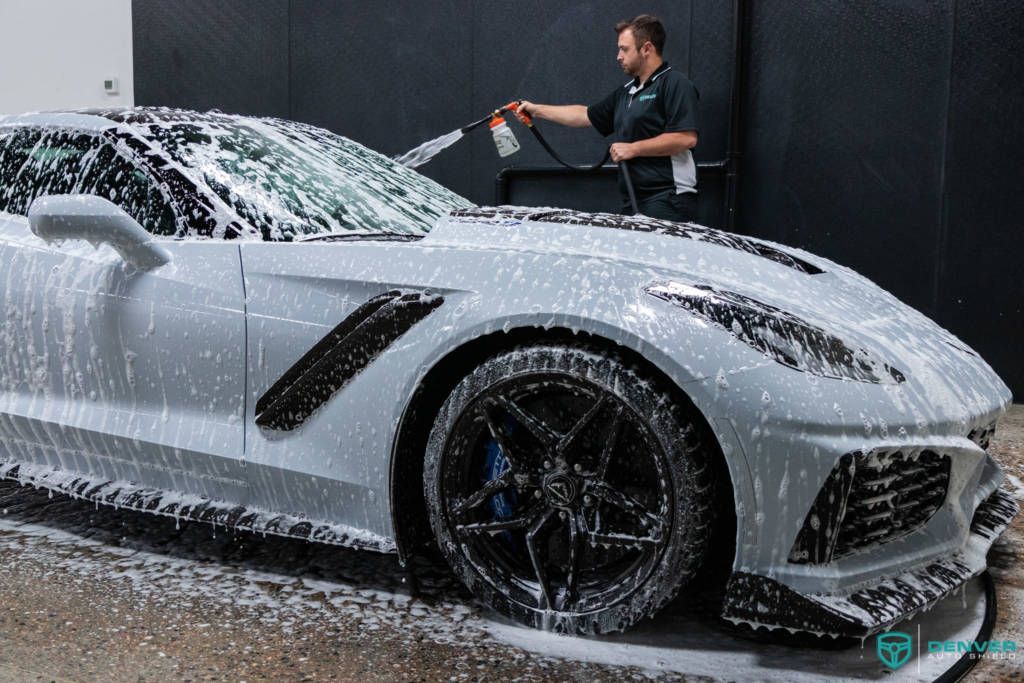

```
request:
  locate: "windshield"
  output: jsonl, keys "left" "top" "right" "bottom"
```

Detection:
{"left": 139, "top": 115, "right": 473, "bottom": 240}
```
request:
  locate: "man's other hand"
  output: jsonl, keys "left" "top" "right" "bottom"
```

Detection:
{"left": 612, "top": 132, "right": 697, "bottom": 161}
{"left": 609, "top": 142, "right": 638, "bottom": 162}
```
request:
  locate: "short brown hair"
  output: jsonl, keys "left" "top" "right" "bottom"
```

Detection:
{"left": 615, "top": 15, "right": 666, "bottom": 55}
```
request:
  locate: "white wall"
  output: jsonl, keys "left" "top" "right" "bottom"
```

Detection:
{"left": 0, "top": 0, "right": 134, "bottom": 115}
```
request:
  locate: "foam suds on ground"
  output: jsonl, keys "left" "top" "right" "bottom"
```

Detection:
{"left": 0, "top": 477, "right": 999, "bottom": 681}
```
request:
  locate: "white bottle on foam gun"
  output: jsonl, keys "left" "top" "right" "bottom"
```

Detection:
{"left": 489, "top": 115, "right": 520, "bottom": 157}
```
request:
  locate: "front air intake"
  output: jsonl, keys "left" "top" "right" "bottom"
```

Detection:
{"left": 789, "top": 449, "right": 951, "bottom": 564}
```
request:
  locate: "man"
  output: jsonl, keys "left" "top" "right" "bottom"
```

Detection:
{"left": 518, "top": 15, "right": 700, "bottom": 222}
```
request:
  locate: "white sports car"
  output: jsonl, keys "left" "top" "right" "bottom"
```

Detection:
{"left": 0, "top": 108, "right": 1016, "bottom": 636}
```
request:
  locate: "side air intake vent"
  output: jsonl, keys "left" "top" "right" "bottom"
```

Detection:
{"left": 967, "top": 421, "right": 997, "bottom": 450}
{"left": 789, "top": 449, "right": 951, "bottom": 564}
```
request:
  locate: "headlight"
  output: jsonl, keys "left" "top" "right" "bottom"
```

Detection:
{"left": 645, "top": 281, "right": 905, "bottom": 384}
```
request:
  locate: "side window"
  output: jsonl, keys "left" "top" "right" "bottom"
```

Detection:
{"left": 0, "top": 128, "right": 44, "bottom": 215}
{"left": 0, "top": 129, "right": 176, "bottom": 236}
{"left": 78, "top": 143, "right": 178, "bottom": 236}
{"left": 3, "top": 129, "right": 94, "bottom": 216}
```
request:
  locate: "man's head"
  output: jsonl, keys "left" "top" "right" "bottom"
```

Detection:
{"left": 615, "top": 15, "right": 666, "bottom": 78}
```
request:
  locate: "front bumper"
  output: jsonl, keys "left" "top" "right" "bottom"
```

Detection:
{"left": 720, "top": 487, "right": 1018, "bottom": 637}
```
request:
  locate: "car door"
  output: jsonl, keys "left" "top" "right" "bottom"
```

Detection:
{"left": 0, "top": 126, "right": 247, "bottom": 504}
{"left": 240, "top": 241, "right": 390, "bottom": 532}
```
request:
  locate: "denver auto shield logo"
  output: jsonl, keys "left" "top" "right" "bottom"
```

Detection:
{"left": 877, "top": 631, "right": 913, "bottom": 670}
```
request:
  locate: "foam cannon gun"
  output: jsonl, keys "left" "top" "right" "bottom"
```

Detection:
{"left": 394, "top": 101, "right": 639, "bottom": 214}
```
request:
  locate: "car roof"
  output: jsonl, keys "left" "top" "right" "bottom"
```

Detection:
{"left": 0, "top": 111, "right": 120, "bottom": 132}
{"left": 0, "top": 107, "right": 247, "bottom": 134}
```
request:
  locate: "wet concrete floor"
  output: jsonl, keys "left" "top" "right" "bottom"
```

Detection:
{"left": 0, "top": 406, "right": 1020, "bottom": 682}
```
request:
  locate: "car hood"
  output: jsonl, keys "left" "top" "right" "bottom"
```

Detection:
{"left": 425, "top": 207, "right": 1011, "bottom": 406}
{"left": 427, "top": 207, "right": 910, "bottom": 325}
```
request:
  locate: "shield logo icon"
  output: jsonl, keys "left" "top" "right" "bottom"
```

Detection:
{"left": 876, "top": 631, "right": 913, "bottom": 670}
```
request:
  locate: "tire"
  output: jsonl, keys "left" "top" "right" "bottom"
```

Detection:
{"left": 423, "top": 343, "right": 714, "bottom": 634}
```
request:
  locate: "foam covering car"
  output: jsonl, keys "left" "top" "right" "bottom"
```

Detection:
{"left": 0, "top": 108, "right": 1016, "bottom": 636}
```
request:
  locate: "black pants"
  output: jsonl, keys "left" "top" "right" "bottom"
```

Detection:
{"left": 623, "top": 190, "right": 698, "bottom": 223}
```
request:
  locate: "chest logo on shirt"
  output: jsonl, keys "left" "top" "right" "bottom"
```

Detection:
{"left": 638, "top": 92, "right": 657, "bottom": 102}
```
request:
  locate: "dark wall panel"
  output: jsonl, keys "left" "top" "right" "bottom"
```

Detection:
{"left": 133, "top": 0, "right": 289, "bottom": 117}
{"left": 739, "top": 1, "right": 952, "bottom": 314}
{"left": 689, "top": 0, "right": 736, "bottom": 167}
{"left": 938, "top": 0, "right": 1024, "bottom": 396}
{"left": 288, "top": 0, "right": 475, "bottom": 196}
{"left": 133, "top": 1, "right": 723, "bottom": 216}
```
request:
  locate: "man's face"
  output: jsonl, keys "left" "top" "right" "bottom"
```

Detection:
{"left": 617, "top": 29, "right": 645, "bottom": 76}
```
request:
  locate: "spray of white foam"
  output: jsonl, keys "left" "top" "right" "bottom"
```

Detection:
{"left": 393, "top": 129, "right": 466, "bottom": 169}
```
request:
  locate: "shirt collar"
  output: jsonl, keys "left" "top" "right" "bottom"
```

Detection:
{"left": 624, "top": 61, "right": 672, "bottom": 91}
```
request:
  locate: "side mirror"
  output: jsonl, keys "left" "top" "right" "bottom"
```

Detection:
{"left": 28, "top": 195, "right": 171, "bottom": 270}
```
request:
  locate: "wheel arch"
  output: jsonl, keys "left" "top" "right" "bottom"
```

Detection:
{"left": 388, "top": 324, "right": 738, "bottom": 576}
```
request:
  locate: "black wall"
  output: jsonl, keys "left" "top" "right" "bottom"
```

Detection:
{"left": 133, "top": 0, "right": 1023, "bottom": 398}
{"left": 135, "top": 0, "right": 731, "bottom": 207}
{"left": 737, "top": 0, "right": 1024, "bottom": 400}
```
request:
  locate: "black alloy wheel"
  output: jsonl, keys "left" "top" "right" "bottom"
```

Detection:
{"left": 424, "top": 344, "right": 714, "bottom": 634}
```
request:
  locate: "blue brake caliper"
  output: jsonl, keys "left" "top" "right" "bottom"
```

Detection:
{"left": 483, "top": 419, "right": 518, "bottom": 545}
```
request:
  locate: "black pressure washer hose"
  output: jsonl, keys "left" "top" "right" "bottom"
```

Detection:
{"left": 934, "top": 570, "right": 998, "bottom": 683}
{"left": 517, "top": 107, "right": 641, "bottom": 215}
{"left": 525, "top": 125, "right": 641, "bottom": 214}
{"left": 467, "top": 103, "right": 641, "bottom": 214}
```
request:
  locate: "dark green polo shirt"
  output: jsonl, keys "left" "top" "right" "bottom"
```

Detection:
{"left": 587, "top": 62, "right": 699, "bottom": 200}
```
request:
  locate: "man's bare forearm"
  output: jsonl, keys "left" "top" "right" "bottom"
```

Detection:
{"left": 517, "top": 102, "right": 591, "bottom": 128}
